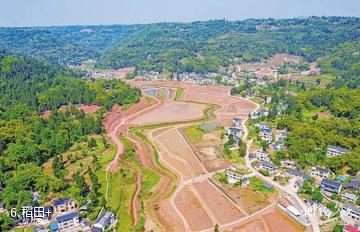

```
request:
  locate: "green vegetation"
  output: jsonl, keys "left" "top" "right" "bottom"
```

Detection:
{"left": 141, "top": 168, "right": 160, "bottom": 193}
{"left": 1, "top": 17, "right": 359, "bottom": 74}
{"left": 175, "top": 88, "right": 185, "bottom": 101}
{"left": 106, "top": 138, "right": 139, "bottom": 232}
{"left": 184, "top": 125, "right": 205, "bottom": 142}
{"left": 248, "top": 177, "right": 276, "bottom": 193}
{"left": 0, "top": 53, "right": 141, "bottom": 219}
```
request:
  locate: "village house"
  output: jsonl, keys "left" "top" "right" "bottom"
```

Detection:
{"left": 226, "top": 169, "right": 250, "bottom": 185}
{"left": 287, "top": 169, "right": 311, "bottom": 181}
{"left": 272, "top": 143, "right": 283, "bottom": 151}
{"left": 227, "top": 127, "right": 243, "bottom": 139}
{"left": 341, "top": 204, "right": 360, "bottom": 221}
{"left": 232, "top": 117, "right": 242, "bottom": 128}
{"left": 51, "top": 212, "right": 80, "bottom": 232}
{"left": 345, "top": 178, "right": 360, "bottom": 191}
{"left": 255, "top": 149, "right": 271, "bottom": 162}
{"left": 311, "top": 167, "right": 330, "bottom": 179}
{"left": 320, "top": 179, "right": 342, "bottom": 194}
{"left": 341, "top": 193, "right": 358, "bottom": 204}
{"left": 53, "top": 198, "right": 76, "bottom": 214}
{"left": 259, "top": 161, "right": 277, "bottom": 174}
{"left": 327, "top": 145, "right": 350, "bottom": 157}
{"left": 276, "top": 130, "right": 289, "bottom": 143}
{"left": 80, "top": 218, "right": 91, "bottom": 231}
{"left": 256, "top": 122, "right": 270, "bottom": 130}
{"left": 304, "top": 198, "right": 333, "bottom": 219}
{"left": 281, "top": 160, "right": 300, "bottom": 169}
{"left": 93, "top": 211, "right": 116, "bottom": 231}
{"left": 261, "top": 130, "right": 273, "bottom": 144}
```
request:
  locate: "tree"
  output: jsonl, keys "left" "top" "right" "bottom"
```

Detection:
{"left": 238, "top": 140, "right": 246, "bottom": 157}
{"left": 302, "top": 180, "right": 313, "bottom": 194}
{"left": 332, "top": 224, "right": 343, "bottom": 232}
{"left": 88, "top": 137, "right": 97, "bottom": 149}
{"left": 52, "top": 155, "right": 64, "bottom": 178}
{"left": 214, "top": 224, "right": 219, "bottom": 232}
{"left": 73, "top": 171, "right": 88, "bottom": 197}
{"left": 0, "top": 215, "right": 14, "bottom": 231}
{"left": 311, "top": 189, "right": 323, "bottom": 203}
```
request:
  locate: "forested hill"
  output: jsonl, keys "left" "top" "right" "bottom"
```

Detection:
{"left": 0, "top": 54, "right": 141, "bottom": 219}
{"left": 0, "top": 53, "right": 141, "bottom": 116}
{"left": 1, "top": 17, "right": 359, "bottom": 73}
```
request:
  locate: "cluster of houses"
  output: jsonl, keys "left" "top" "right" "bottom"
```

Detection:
{"left": 248, "top": 140, "right": 359, "bottom": 228}
{"left": 47, "top": 197, "right": 116, "bottom": 232}
{"left": 226, "top": 117, "right": 244, "bottom": 147}
{"left": 251, "top": 109, "right": 269, "bottom": 120}
{"left": 141, "top": 71, "right": 161, "bottom": 81}
{"left": 249, "top": 149, "right": 278, "bottom": 175}
{"left": 225, "top": 167, "right": 250, "bottom": 186}
{"left": 0, "top": 195, "right": 116, "bottom": 232}
{"left": 255, "top": 122, "right": 273, "bottom": 144}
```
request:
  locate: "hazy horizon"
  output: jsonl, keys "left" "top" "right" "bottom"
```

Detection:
{"left": 1, "top": 0, "right": 360, "bottom": 27}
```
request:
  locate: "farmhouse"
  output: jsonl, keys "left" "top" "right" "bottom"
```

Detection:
{"left": 311, "top": 167, "right": 330, "bottom": 179}
{"left": 320, "top": 179, "right": 342, "bottom": 194}
{"left": 255, "top": 149, "right": 271, "bottom": 162}
{"left": 53, "top": 198, "right": 76, "bottom": 214}
{"left": 53, "top": 212, "right": 80, "bottom": 232}
{"left": 261, "top": 130, "right": 273, "bottom": 144}
{"left": 341, "top": 204, "right": 360, "bottom": 221}
{"left": 281, "top": 160, "right": 300, "bottom": 169}
{"left": 93, "top": 211, "right": 116, "bottom": 231}
{"left": 304, "top": 198, "right": 333, "bottom": 219}
{"left": 225, "top": 168, "right": 250, "bottom": 185}
{"left": 256, "top": 122, "right": 270, "bottom": 130}
{"left": 232, "top": 117, "right": 241, "bottom": 128}
{"left": 327, "top": 145, "right": 350, "bottom": 157}
{"left": 287, "top": 169, "right": 311, "bottom": 181}
{"left": 345, "top": 178, "right": 360, "bottom": 191}
{"left": 275, "top": 130, "right": 289, "bottom": 143}
{"left": 259, "top": 161, "right": 277, "bottom": 174}
{"left": 272, "top": 143, "right": 283, "bottom": 151}
{"left": 227, "top": 127, "right": 243, "bottom": 138}
{"left": 341, "top": 193, "right": 358, "bottom": 204}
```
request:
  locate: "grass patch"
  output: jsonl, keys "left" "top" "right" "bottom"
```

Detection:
{"left": 157, "top": 88, "right": 167, "bottom": 100}
{"left": 144, "top": 95, "right": 156, "bottom": 105}
{"left": 105, "top": 137, "right": 140, "bottom": 232}
{"left": 224, "top": 149, "right": 246, "bottom": 164}
{"left": 184, "top": 125, "right": 205, "bottom": 142}
{"left": 141, "top": 168, "right": 160, "bottom": 193}
{"left": 248, "top": 177, "right": 276, "bottom": 193}
{"left": 175, "top": 88, "right": 184, "bottom": 101}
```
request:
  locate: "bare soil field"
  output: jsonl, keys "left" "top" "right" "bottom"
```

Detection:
{"left": 215, "top": 181, "right": 277, "bottom": 214}
{"left": 128, "top": 80, "right": 257, "bottom": 120}
{"left": 131, "top": 102, "right": 206, "bottom": 125}
{"left": 180, "top": 127, "right": 230, "bottom": 172}
{"left": 229, "top": 206, "right": 305, "bottom": 232}
{"left": 156, "top": 128, "right": 206, "bottom": 177}
{"left": 193, "top": 180, "right": 245, "bottom": 224}
{"left": 263, "top": 207, "right": 305, "bottom": 232}
{"left": 154, "top": 198, "right": 185, "bottom": 232}
{"left": 174, "top": 186, "right": 214, "bottom": 231}
{"left": 225, "top": 101, "right": 257, "bottom": 114}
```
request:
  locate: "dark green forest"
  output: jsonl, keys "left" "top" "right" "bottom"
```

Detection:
{"left": 1, "top": 17, "right": 360, "bottom": 73}
{"left": 0, "top": 53, "right": 141, "bottom": 218}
